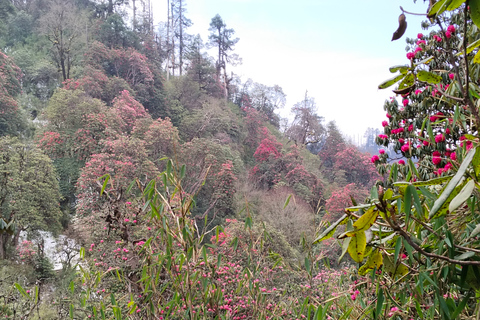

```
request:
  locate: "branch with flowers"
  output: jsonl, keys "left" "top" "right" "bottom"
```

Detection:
{"left": 317, "top": 1, "right": 480, "bottom": 318}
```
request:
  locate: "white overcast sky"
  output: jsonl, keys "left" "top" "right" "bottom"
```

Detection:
{"left": 152, "top": 0, "right": 429, "bottom": 141}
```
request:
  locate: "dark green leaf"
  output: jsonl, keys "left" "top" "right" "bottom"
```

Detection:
{"left": 471, "top": 0, "right": 480, "bottom": 30}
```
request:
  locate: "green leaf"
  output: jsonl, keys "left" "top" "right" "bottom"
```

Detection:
{"left": 446, "top": 0, "right": 465, "bottom": 10}
{"left": 453, "top": 104, "right": 460, "bottom": 125}
{"left": 352, "top": 207, "right": 378, "bottom": 233}
{"left": 14, "top": 283, "right": 29, "bottom": 299}
{"left": 180, "top": 164, "right": 186, "bottom": 179}
{"left": 338, "top": 237, "right": 351, "bottom": 263}
{"left": 389, "top": 65, "right": 409, "bottom": 74}
{"left": 471, "top": 0, "right": 480, "bottom": 30}
{"left": 375, "top": 288, "right": 384, "bottom": 320}
{"left": 99, "top": 174, "right": 110, "bottom": 196}
{"left": 313, "top": 214, "right": 347, "bottom": 243}
{"left": 414, "top": 55, "right": 434, "bottom": 66}
{"left": 455, "top": 251, "right": 475, "bottom": 260}
{"left": 394, "top": 175, "right": 453, "bottom": 187}
{"left": 359, "top": 249, "right": 383, "bottom": 275}
{"left": 428, "top": 0, "right": 451, "bottom": 18}
{"left": 70, "top": 304, "right": 74, "bottom": 319}
{"left": 283, "top": 194, "right": 292, "bottom": 209}
{"left": 449, "top": 179, "right": 475, "bottom": 212}
{"left": 470, "top": 224, "right": 480, "bottom": 238}
{"left": 430, "top": 147, "right": 476, "bottom": 218}
{"left": 378, "top": 73, "right": 406, "bottom": 89}
{"left": 394, "top": 237, "right": 402, "bottom": 266}
{"left": 451, "top": 291, "right": 471, "bottom": 318}
{"left": 347, "top": 231, "right": 367, "bottom": 263}
{"left": 397, "top": 72, "right": 415, "bottom": 89}
{"left": 417, "top": 70, "right": 442, "bottom": 84}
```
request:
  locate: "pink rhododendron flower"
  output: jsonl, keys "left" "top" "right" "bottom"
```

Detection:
{"left": 415, "top": 89, "right": 422, "bottom": 95}
{"left": 403, "top": 99, "right": 409, "bottom": 107}
{"left": 382, "top": 120, "right": 388, "bottom": 127}
{"left": 435, "top": 134, "right": 445, "bottom": 143}
{"left": 379, "top": 149, "right": 385, "bottom": 154}
{"left": 408, "top": 124, "right": 413, "bottom": 132}
{"left": 386, "top": 113, "right": 392, "bottom": 118}
{"left": 449, "top": 73, "right": 455, "bottom": 80}
{"left": 406, "top": 52, "right": 415, "bottom": 60}
{"left": 451, "top": 152, "right": 457, "bottom": 161}
{"left": 371, "top": 155, "right": 379, "bottom": 163}
{"left": 399, "top": 138, "right": 405, "bottom": 144}
{"left": 417, "top": 33, "right": 423, "bottom": 38}
{"left": 401, "top": 144, "right": 410, "bottom": 152}
{"left": 447, "top": 25, "right": 455, "bottom": 33}
{"left": 432, "top": 156, "right": 442, "bottom": 165}
{"left": 445, "top": 31, "right": 451, "bottom": 38}
{"left": 398, "top": 160, "right": 405, "bottom": 165}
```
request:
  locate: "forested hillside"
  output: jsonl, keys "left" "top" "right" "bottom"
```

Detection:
{"left": 3, "top": 0, "right": 480, "bottom": 319}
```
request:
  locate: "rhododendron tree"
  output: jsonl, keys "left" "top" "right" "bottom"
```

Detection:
{"left": 333, "top": 146, "right": 379, "bottom": 187}
{"left": 0, "top": 50, "right": 25, "bottom": 135}
{"left": 179, "top": 138, "right": 241, "bottom": 220}
{"left": 0, "top": 137, "right": 62, "bottom": 259}
{"left": 318, "top": 2, "right": 480, "bottom": 318}
{"left": 37, "top": 89, "right": 125, "bottom": 208}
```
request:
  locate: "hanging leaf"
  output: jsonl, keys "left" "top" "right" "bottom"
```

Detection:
{"left": 449, "top": 179, "right": 475, "bottom": 212}
{"left": 347, "top": 231, "right": 367, "bottom": 263}
{"left": 417, "top": 70, "right": 442, "bottom": 84}
{"left": 392, "top": 13, "right": 407, "bottom": 41}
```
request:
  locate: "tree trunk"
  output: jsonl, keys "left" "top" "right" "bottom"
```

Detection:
{"left": 179, "top": 0, "right": 183, "bottom": 75}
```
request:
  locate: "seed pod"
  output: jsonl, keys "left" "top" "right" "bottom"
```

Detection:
{"left": 392, "top": 13, "right": 407, "bottom": 41}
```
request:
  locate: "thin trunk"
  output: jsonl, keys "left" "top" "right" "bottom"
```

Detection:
{"left": 108, "top": 0, "right": 113, "bottom": 15}
{"left": 132, "top": 0, "right": 136, "bottom": 30}
{"left": 166, "top": 0, "right": 170, "bottom": 80}
{"left": 179, "top": 0, "right": 183, "bottom": 75}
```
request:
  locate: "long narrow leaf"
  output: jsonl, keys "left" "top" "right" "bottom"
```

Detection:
{"left": 429, "top": 147, "right": 476, "bottom": 218}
